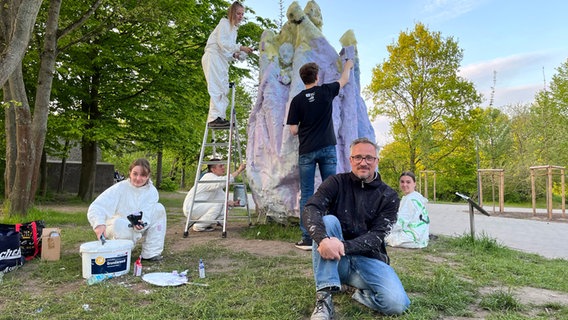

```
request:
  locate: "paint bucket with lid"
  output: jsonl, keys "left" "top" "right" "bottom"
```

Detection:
{"left": 79, "top": 239, "right": 133, "bottom": 279}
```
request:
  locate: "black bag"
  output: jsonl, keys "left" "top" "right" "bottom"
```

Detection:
{"left": 15, "top": 220, "right": 45, "bottom": 260}
{"left": 0, "top": 224, "right": 24, "bottom": 274}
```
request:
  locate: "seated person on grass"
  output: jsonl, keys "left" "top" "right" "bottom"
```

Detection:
{"left": 87, "top": 158, "right": 166, "bottom": 262}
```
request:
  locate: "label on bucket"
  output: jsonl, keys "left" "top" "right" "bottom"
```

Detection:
{"left": 90, "top": 253, "right": 128, "bottom": 275}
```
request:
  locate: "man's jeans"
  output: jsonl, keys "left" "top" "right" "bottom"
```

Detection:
{"left": 312, "top": 215, "right": 411, "bottom": 315}
{"left": 298, "top": 145, "right": 337, "bottom": 242}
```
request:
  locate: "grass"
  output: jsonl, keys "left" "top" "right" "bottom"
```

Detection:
{"left": 1, "top": 191, "right": 567, "bottom": 319}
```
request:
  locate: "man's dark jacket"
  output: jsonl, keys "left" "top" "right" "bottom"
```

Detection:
{"left": 303, "top": 171, "right": 399, "bottom": 264}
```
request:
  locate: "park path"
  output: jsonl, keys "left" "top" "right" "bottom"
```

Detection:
{"left": 427, "top": 203, "right": 568, "bottom": 260}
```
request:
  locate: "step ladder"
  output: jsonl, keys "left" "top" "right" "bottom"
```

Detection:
{"left": 183, "top": 83, "right": 252, "bottom": 238}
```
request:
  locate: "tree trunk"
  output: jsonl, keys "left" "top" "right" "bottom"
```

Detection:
{"left": 57, "top": 156, "right": 67, "bottom": 193}
{"left": 78, "top": 66, "right": 101, "bottom": 202}
{"left": 2, "top": 0, "right": 62, "bottom": 216}
{"left": 40, "top": 150, "right": 47, "bottom": 197}
{"left": 78, "top": 138, "right": 97, "bottom": 202}
{"left": 0, "top": 0, "right": 43, "bottom": 87}
{"left": 155, "top": 150, "right": 163, "bottom": 189}
{"left": 7, "top": 66, "right": 35, "bottom": 215}
{"left": 57, "top": 140, "right": 69, "bottom": 193}
{"left": 3, "top": 83, "right": 17, "bottom": 200}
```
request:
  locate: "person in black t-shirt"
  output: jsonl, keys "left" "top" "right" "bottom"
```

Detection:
{"left": 286, "top": 59, "right": 354, "bottom": 250}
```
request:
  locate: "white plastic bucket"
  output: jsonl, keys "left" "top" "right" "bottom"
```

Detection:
{"left": 79, "top": 239, "right": 134, "bottom": 279}
{"left": 233, "top": 184, "right": 247, "bottom": 207}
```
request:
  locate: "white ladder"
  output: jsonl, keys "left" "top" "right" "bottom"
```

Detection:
{"left": 183, "top": 83, "right": 252, "bottom": 238}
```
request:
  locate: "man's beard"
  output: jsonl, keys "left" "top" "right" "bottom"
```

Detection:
{"left": 354, "top": 165, "right": 373, "bottom": 181}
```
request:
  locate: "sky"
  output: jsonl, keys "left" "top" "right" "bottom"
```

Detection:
{"left": 242, "top": 0, "right": 568, "bottom": 143}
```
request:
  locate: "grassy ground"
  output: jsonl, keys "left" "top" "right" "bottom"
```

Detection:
{"left": 1, "top": 191, "right": 567, "bottom": 319}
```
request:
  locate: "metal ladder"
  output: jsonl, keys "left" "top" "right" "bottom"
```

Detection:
{"left": 183, "top": 83, "right": 252, "bottom": 238}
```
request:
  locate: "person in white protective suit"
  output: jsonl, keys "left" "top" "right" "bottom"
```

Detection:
{"left": 202, "top": 1, "right": 253, "bottom": 128}
{"left": 385, "top": 171, "right": 430, "bottom": 248}
{"left": 88, "top": 158, "right": 167, "bottom": 261}
{"left": 183, "top": 160, "right": 245, "bottom": 232}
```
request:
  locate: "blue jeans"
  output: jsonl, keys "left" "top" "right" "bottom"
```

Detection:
{"left": 312, "top": 215, "right": 411, "bottom": 315}
{"left": 299, "top": 145, "right": 337, "bottom": 241}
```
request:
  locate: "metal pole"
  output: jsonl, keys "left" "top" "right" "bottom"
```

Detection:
{"left": 469, "top": 203, "right": 475, "bottom": 239}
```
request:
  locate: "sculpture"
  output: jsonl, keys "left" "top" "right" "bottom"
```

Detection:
{"left": 247, "top": 0, "right": 376, "bottom": 221}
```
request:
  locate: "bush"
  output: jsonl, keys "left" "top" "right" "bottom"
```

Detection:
{"left": 158, "top": 178, "right": 178, "bottom": 191}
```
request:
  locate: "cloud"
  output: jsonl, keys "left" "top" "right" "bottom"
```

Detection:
{"left": 423, "top": 0, "right": 485, "bottom": 21}
{"left": 372, "top": 117, "right": 393, "bottom": 146}
{"left": 459, "top": 52, "right": 548, "bottom": 84}
{"left": 459, "top": 52, "right": 552, "bottom": 106}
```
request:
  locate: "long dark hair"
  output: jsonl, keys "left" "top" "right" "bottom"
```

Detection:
{"left": 399, "top": 171, "right": 416, "bottom": 182}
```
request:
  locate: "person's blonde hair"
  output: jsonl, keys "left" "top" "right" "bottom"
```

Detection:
{"left": 228, "top": 1, "right": 244, "bottom": 27}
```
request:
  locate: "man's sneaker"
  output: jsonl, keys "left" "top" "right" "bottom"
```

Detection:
{"left": 208, "top": 117, "right": 230, "bottom": 128}
{"left": 311, "top": 291, "right": 334, "bottom": 320}
{"left": 295, "top": 239, "right": 313, "bottom": 251}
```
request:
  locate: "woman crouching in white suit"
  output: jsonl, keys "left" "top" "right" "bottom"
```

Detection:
{"left": 87, "top": 158, "right": 167, "bottom": 261}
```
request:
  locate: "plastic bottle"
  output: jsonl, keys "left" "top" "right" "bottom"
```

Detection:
{"left": 87, "top": 273, "right": 113, "bottom": 285}
{"left": 198, "top": 259, "right": 205, "bottom": 278}
{"left": 133, "top": 256, "right": 142, "bottom": 276}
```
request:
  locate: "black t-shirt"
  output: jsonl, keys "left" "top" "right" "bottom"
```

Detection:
{"left": 286, "top": 82, "right": 340, "bottom": 155}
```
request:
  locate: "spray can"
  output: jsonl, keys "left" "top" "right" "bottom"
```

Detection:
{"left": 133, "top": 256, "right": 142, "bottom": 276}
{"left": 198, "top": 259, "right": 205, "bottom": 278}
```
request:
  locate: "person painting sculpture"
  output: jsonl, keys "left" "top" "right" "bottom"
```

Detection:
{"left": 183, "top": 160, "right": 246, "bottom": 232}
{"left": 286, "top": 59, "right": 354, "bottom": 250}
{"left": 386, "top": 171, "right": 430, "bottom": 248}
{"left": 202, "top": 1, "right": 253, "bottom": 128}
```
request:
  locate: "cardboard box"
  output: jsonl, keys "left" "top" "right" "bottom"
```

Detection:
{"left": 41, "top": 228, "right": 61, "bottom": 261}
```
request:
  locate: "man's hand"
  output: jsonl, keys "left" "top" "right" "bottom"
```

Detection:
{"left": 317, "top": 237, "right": 345, "bottom": 260}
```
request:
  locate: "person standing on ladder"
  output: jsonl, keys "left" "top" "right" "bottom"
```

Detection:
{"left": 183, "top": 160, "right": 246, "bottom": 232}
{"left": 202, "top": 1, "right": 253, "bottom": 128}
{"left": 286, "top": 59, "right": 354, "bottom": 250}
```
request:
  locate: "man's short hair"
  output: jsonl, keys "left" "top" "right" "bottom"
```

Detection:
{"left": 350, "top": 137, "right": 379, "bottom": 154}
{"left": 207, "top": 158, "right": 223, "bottom": 172}
{"left": 299, "top": 62, "right": 319, "bottom": 85}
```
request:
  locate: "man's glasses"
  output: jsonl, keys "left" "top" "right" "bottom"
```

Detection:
{"left": 350, "top": 155, "right": 377, "bottom": 163}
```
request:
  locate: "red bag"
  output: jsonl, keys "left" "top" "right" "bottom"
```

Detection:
{"left": 15, "top": 220, "right": 45, "bottom": 261}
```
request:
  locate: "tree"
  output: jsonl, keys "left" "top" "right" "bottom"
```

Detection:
{"left": 0, "top": 0, "right": 43, "bottom": 87}
{"left": 49, "top": 0, "right": 262, "bottom": 200}
{"left": 2, "top": 0, "right": 102, "bottom": 216}
{"left": 368, "top": 23, "right": 481, "bottom": 176}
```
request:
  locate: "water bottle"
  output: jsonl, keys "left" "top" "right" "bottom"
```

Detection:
{"left": 198, "top": 259, "right": 205, "bottom": 278}
{"left": 87, "top": 273, "right": 113, "bottom": 285}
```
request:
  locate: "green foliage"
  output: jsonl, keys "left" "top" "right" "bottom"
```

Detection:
{"left": 368, "top": 23, "right": 481, "bottom": 197}
{"left": 157, "top": 177, "right": 178, "bottom": 192}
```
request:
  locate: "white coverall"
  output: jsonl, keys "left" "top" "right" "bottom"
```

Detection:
{"left": 87, "top": 179, "right": 166, "bottom": 259}
{"left": 201, "top": 17, "right": 241, "bottom": 123}
{"left": 385, "top": 191, "right": 430, "bottom": 248}
{"left": 183, "top": 172, "right": 234, "bottom": 231}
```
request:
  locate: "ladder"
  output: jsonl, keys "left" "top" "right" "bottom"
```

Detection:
{"left": 183, "top": 83, "right": 252, "bottom": 238}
